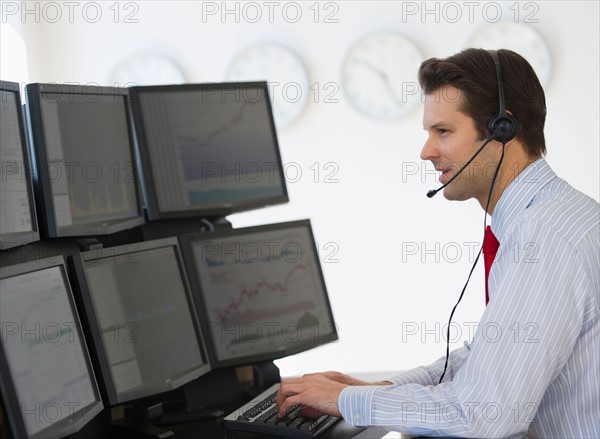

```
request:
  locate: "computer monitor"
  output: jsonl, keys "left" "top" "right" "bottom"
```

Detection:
{"left": 179, "top": 220, "right": 338, "bottom": 369}
{"left": 0, "top": 256, "right": 104, "bottom": 439}
{"left": 0, "top": 80, "right": 40, "bottom": 249}
{"left": 68, "top": 237, "right": 211, "bottom": 406}
{"left": 25, "top": 83, "right": 145, "bottom": 238}
{"left": 129, "top": 82, "right": 288, "bottom": 221}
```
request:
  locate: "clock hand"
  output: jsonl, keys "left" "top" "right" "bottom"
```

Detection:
{"left": 355, "top": 60, "right": 404, "bottom": 105}
{"left": 355, "top": 59, "right": 386, "bottom": 80}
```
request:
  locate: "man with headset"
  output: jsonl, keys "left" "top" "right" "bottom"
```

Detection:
{"left": 275, "top": 48, "right": 599, "bottom": 438}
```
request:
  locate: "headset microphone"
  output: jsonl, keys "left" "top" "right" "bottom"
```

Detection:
{"left": 426, "top": 135, "right": 496, "bottom": 198}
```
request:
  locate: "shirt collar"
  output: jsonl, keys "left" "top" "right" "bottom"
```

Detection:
{"left": 491, "top": 157, "right": 557, "bottom": 240}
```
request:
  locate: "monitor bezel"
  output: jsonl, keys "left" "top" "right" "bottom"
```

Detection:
{"left": 0, "top": 80, "right": 41, "bottom": 250}
{"left": 68, "top": 237, "right": 212, "bottom": 406}
{"left": 24, "top": 83, "right": 146, "bottom": 239}
{"left": 129, "top": 81, "right": 289, "bottom": 221}
{"left": 178, "top": 219, "right": 338, "bottom": 369}
{"left": 0, "top": 256, "right": 104, "bottom": 439}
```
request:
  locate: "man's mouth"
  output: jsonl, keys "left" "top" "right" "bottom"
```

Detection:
{"left": 437, "top": 168, "right": 452, "bottom": 183}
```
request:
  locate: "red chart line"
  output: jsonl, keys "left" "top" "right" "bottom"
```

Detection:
{"left": 217, "top": 263, "right": 307, "bottom": 324}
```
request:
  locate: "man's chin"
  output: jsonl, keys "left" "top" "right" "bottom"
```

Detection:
{"left": 442, "top": 188, "right": 469, "bottom": 202}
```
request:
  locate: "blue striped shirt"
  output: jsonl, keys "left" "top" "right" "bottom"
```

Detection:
{"left": 339, "top": 158, "right": 600, "bottom": 438}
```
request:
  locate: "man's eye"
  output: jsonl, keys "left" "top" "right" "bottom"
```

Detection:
{"left": 438, "top": 129, "right": 449, "bottom": 135}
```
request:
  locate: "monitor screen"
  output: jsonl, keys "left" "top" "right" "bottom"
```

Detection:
{"left": 25, "top": 83, "right": 145, "bottom": 238}
{"left": 69, "top": 238, "right": 211, "bottom": 405}
{"left": 0, "top": 257, "right": 103, "bottom": 439}
{"left": 0, "top": 81, "right": 40, "bottom": 249}
{"left": 179, "top": 220, "right": 338, "bottom": 368}
{"left": 129, "top": 82, "right": 288, "bottom": 221}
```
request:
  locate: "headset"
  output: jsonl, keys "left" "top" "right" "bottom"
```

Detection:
{"left": 487, "top": 50, "right": 518, "bottom": 143}
{"left": 430, "top": 50, "right": 517, "bottom": 384}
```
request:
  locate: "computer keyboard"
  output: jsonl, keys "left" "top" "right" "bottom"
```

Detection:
{"left": 222, "top": 383, "right": 340, "bottom": 438}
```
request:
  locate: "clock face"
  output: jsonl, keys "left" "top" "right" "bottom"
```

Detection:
{"left": 111, "top": 53, "right": 185, "bottom": 87}
{"left": 227, "top": 43, "right": 309, "bottom": 128}
{"left": 342, "top": 32, "right": 424, "bottom": 120}
{"left": 469, "top": 23, "right": 552, "bottom": 87}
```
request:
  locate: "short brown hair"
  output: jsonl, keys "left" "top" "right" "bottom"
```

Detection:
{"left": 418, "top": 48, "right": 546, "bottom": 156}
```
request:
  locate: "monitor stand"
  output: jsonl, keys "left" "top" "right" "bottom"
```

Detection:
{"left": 252, "top": 361, "right": 281, "bottom": 391}
{"left": 111, "top": 388, "right": 218, "bottom": 438}
{"left": 159, "top": 367, "right": 240, "bottom": 425}
{"left": 113, "top": 399, "right": 175, "bottom": 439}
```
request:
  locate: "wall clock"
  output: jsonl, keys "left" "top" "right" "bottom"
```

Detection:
{"left": 342, "top": 31, "right": 423, "bottom": 120}
{"left": 227, "top": 43, "right": 310, "bottom": 128}
{"left": 469, "top": 22, "right": 552, "bottom": 87}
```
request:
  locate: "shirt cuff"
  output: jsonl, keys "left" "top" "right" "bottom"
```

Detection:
{"left": 338, "top": 385, "right": 382, "bottom": 426}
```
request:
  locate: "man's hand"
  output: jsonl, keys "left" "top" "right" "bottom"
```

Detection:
{"left": 275, "top": 374, "right": 348, "bottom": 418}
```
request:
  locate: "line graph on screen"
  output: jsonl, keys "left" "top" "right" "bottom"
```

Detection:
{"left": 210, "top": 262, "right": 320, "bottom": 327}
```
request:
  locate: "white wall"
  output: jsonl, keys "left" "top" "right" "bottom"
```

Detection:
{"left": 4, "top": 1, "right": 599, "bottom": 378}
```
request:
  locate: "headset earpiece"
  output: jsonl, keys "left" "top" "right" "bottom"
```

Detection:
{"left": 488, "top": 114, "right": 517, "bottom": 143}
{"left": 487, "top": 50, "right": 517, "bottom": 143}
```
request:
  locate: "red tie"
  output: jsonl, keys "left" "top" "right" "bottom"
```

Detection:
{"left": 483, "top": 226, "right": 500, "bottom": 305}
